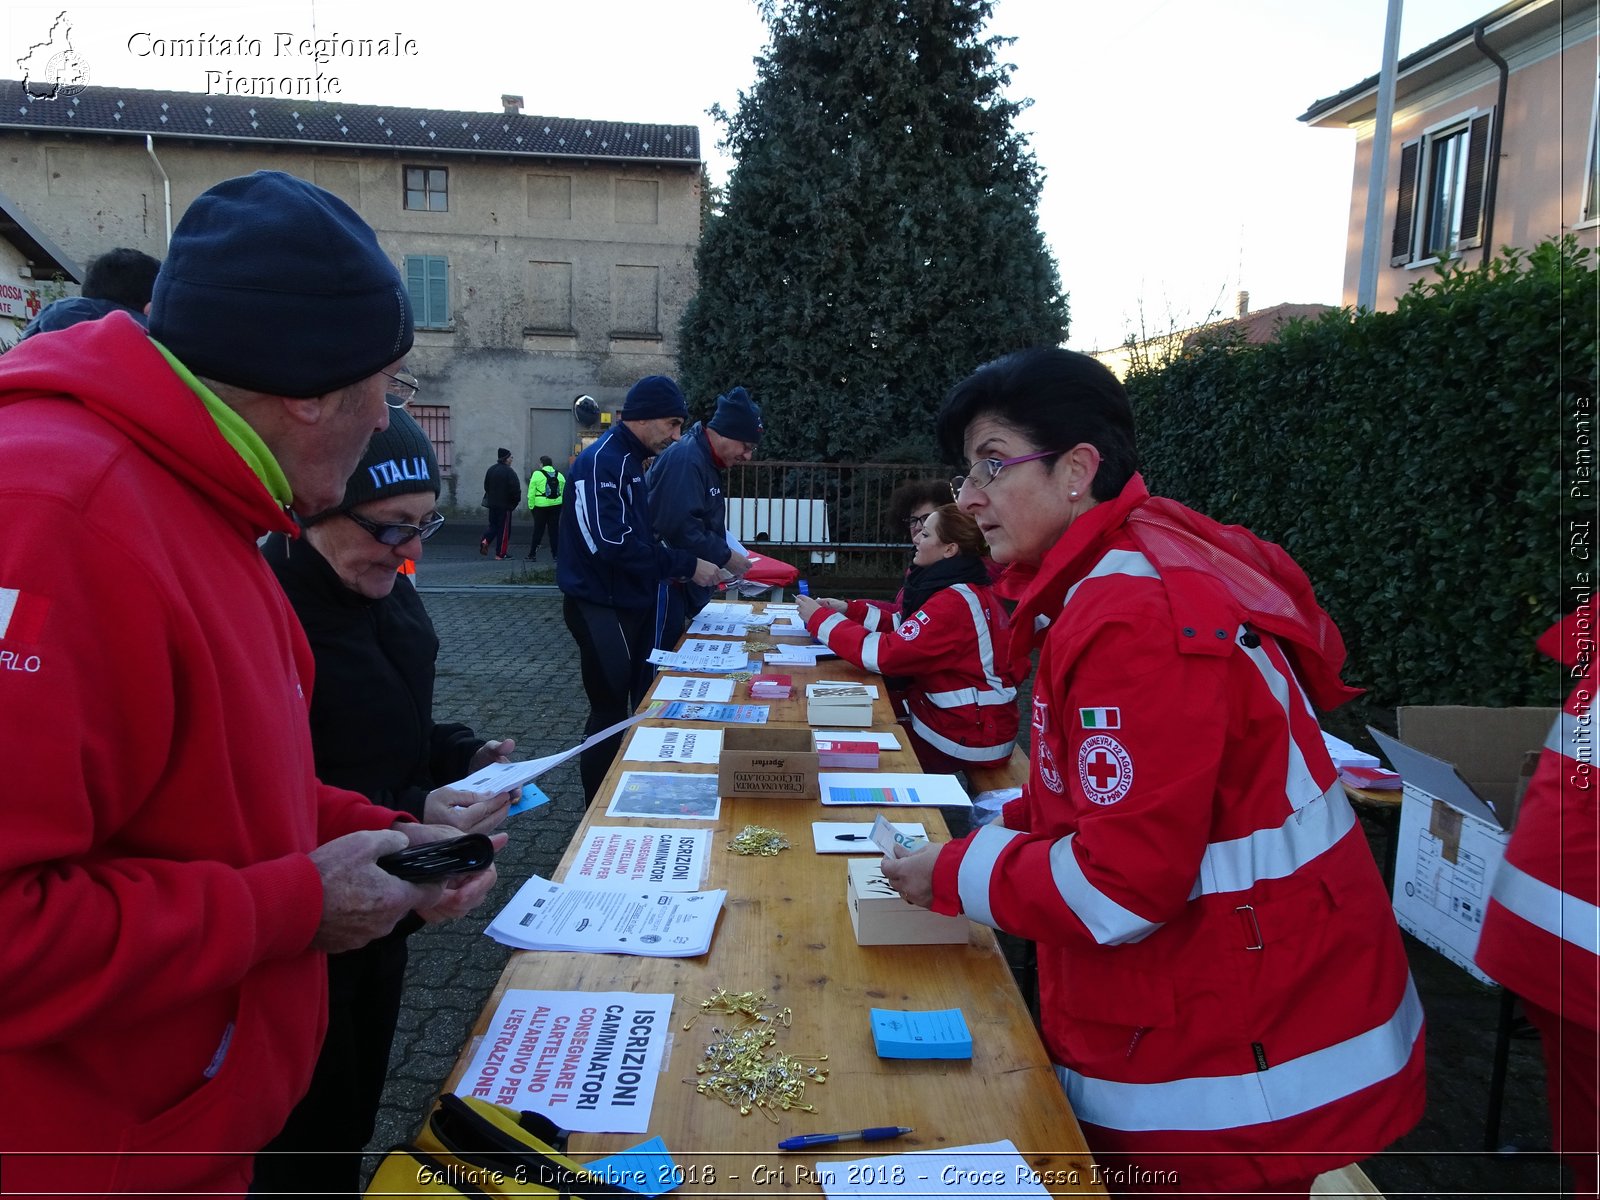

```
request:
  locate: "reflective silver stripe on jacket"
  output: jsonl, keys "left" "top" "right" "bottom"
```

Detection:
{"left": 1189, "top": 783, "right": 1356, "bottom": 899}
{"left": 1491, "top": 858, "right": 1600, "bottom": 957}
{"left": 1056, "top": 976, "right": 1424, "bottom": 1132}
{"left": 1546, "top": 707, "right": 1597, "bottom": 767}
{"left": 1049, "top": 832, "right": 1164, "bottom": 945}
{"left": 573, "top": 479, "right": 598, "bottom": 554}
{"left": 1062, "top": 549, "right": 1161, "bottom": 608}
{"left": 861, "top": 606, "right": 887, "bottom": 632}
{"left": 908, "top": 710, "right": 1015, "bottom": 763}
{"left": 923, "top": 685, "right": 1018, "bottom": 708}
{"left": 816, "top": 608, "right": 884, "bottom": 672}
{"left": 1236, "top": 628, "right": 1326, "bottom": 812}
{"left": 951, "top": 584, "right": 1010, "bottom": 695}
{"left": 956, "top": 823, "right": 1020, "bottom": 927}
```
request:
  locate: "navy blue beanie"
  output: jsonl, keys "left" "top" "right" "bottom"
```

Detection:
{"left": 619, "top": 375, "right": 688, "bottom": 421}
{"left": 150, "top": 171, "right": 413, "bottom": 398}
{"left": 333, "top": 407, "right": 440, "bottom": 513}
{"left": 708, "top": 386, "right": 764, "bottom": 444}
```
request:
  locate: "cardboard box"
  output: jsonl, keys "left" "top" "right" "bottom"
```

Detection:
{"left": 1371, "top": 705, "right": 1557, "bottom": 984}
{"left": 846, "top": 858, "right": 970, "bottom": 945}
{"left": 717, "top": 726, "right": 819, "bottom": 799}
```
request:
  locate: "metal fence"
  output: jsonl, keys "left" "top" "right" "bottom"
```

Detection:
{"left": 723, "top": 460, "right": 946, "bottom": 579}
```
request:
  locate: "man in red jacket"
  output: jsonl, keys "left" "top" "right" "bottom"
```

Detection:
{"left": 0, "top": 172, "right": 499, "bottom": 1196}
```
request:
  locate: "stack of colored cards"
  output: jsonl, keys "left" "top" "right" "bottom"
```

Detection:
{"left": 749, "top": 673, "right": 793, "bottom": 699}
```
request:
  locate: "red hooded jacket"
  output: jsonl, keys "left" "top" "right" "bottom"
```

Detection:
{"left": 0, "top": 315, "right": 403, "bottom": 1196}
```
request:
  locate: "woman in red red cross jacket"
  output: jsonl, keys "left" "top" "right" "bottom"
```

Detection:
{"left": 881, "top": 347, "right": 1422, "bottom": 1198}
{"left": 796, "top": 503, "right": 1020, "bottom": 771}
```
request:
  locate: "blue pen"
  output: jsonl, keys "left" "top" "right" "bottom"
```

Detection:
{"left": 778, "top": 1126, "right": 913, "bottom": 1151}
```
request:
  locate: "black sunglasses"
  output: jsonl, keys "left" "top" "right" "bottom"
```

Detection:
{"left": 342, "top": 510, "right": 445, "bottom": 546}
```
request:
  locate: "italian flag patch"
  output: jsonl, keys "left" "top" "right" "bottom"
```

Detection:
{"left": 1079, "top": 706, "right": 1120, "bottom": 729}
{"left": 0, "top": 587, "right": 50, "bottom": 644}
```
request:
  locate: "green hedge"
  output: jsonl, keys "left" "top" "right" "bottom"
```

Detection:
{"left": 1125, "top": 238, "right": 1595, "bottom": 715}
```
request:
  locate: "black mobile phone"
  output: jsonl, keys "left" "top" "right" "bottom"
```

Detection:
{"left": 377, "top": 833, "right": 495, "bottom": 882}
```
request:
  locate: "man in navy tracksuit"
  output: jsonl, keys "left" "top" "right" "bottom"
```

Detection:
{"left": 557, "top": 376, "right": 720, "bottom": 800}
{"left": 648, "top": 386, "right": 764, "bottom": 648}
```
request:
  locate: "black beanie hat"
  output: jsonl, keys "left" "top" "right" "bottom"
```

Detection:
{"left": 332, "top": 407, "right": 439, "bottom": 512}
{"left": 708, "top": 386, "right": 764, "bottom": 444}
{"left": 149, "top": 171, "right": 414, "bottom": 398}
{"left": 619, "top": 375, "right": 688, "bottom": 421}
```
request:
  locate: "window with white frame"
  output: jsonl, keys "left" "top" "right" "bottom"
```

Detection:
{"left": 1583, "top": 70, "right": 1600, "bottom": 224}
{"left": 403, "top": 166, "right": 448, "bottom": 212}
{"left": 1391, "top": 109, "right": 1494, "bottom": 265}
{"left": 404, "top": 255, "right": 450, "bottom": 329}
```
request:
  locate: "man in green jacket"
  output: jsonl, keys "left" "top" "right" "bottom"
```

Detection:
{"left": 524, "top": 453, "right": 565, "bottom": 560}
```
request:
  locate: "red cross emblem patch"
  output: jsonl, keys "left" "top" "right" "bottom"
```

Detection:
{"left": 896, "top": 618, "right": 920, "bottom": 640}
{"left": 1078, "top": 734, "right": 1133, "bottom": 805}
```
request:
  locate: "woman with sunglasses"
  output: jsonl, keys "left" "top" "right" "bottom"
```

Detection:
{"left": 797, "top": 503, "right": 1019, "bottom": 772}
{"left": 881, "top": 348, "right": 1423, "bottom": 1198}
{"left": 257, "top": 406, "right": 518, "bottom": 1195}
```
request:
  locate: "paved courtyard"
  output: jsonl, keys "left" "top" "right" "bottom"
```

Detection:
{"left": 369, "top": 560, "right": 1569, "bottom": 1197}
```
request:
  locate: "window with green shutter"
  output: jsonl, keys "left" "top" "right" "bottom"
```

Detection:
{"left": 404, "top": 255, "right": 450, "bottom": 329}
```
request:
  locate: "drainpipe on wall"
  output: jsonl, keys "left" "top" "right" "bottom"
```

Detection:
{"left": 146, "top": 135, "right": 172, "bottom": 250}
{"left": 1472, "top": 21, "right": 1510, "bottom": 269}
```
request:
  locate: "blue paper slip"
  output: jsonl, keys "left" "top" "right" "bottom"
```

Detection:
{"left": 582, "top": 1136, "right": 678, "bottom": 1196}
{"left": 870, "top": 1008, "right": 973, "bottom": 1059}
{"left": 645, "top": 700, "right": 770, "bottom": 724}
{"left": 509, "top": 781, "right": 553, "bottom": 819}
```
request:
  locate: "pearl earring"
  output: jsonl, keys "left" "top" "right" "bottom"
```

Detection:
{"left": 1069, "top": 489, "right": 1079, "bottom": 500}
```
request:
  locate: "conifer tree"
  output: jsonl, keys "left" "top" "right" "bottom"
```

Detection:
{"left": 680, "top": 0, "right": 1068, "bottom": 462}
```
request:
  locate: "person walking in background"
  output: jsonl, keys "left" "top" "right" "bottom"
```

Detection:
{"left": 797, "top": 503, "right": 1018, "bottom": 772}
{"left": 558, "top": 376, "right": 720, "bottom": 801}
{"left": 1476, "top": 600, "right": 1598, "bottom": 1200}
{"left": 525, "top": 454, "right": 566, "bottom": 561}
{"left": 480, "top": 446, "right": 520, "bottom": 559}
{"left": 0, "top": 170, "right": 499, "bottom": 1197}
{"left": 647, "top": 386, "right": 762, "bottom": 647}
{"left": 882, "top": 347, "right": 1423, "bottom": 1198}
{"left": 257, "top": 408, "right": 516, "bottom": 1195}
{"left": 22, "top": 246, "right": 161, "bottom": 337}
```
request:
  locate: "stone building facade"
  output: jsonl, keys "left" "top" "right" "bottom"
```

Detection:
{"left": 0, "top": 80, "right": 702, "bottom": 506}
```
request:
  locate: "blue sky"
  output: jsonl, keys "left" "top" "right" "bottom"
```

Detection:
{"left": 7, "top": 0, "right": 1496, "bottom": 349}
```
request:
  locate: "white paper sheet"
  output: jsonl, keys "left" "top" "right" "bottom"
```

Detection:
{"left": 764, "top": 644, "right": 836, "bottom": 665}
{"left": 816, "top": 1140, "right": 1050, "bottom": 1198}
{"left": 455, "top": 990, "right": 674, "bottom": 1133}
{"left": 648, "top": 640, "right": 754, "bottom": 672}
{"left": 818, "top": 771, "right": 970, "bottom": 807}
{"left": 565, "top": 826, "right": 710, "bottom": 890}
{"left": 653, "top": 676, "right": 735, "bottom": 703}
{"left": 625, "top": 726, "right": 723, "bottom": 765}
{"left": 448, "top": 714, "right": 647, "bottom": 799}
{"left": 487, "top": 875, "right": 726, "bottom": 957}
{"left": 811, "top": 821, "right": 928, "bottom": 854}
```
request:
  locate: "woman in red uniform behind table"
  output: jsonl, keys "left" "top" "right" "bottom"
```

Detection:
{"left": 882, "top": 347, "right": 1423, "bottom": 1198}
{"left": 796, "top": 503, "right": 1019, "bottom": 772}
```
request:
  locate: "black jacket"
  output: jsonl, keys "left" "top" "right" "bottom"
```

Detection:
{"left": 262, "top": 532, "right": 483, "bottom": 818}
{"left": 646, "top": 421, "right": 732, "bottom": 614}
{"left": 483, "top": 460, "right": 521, "bottom": 509}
